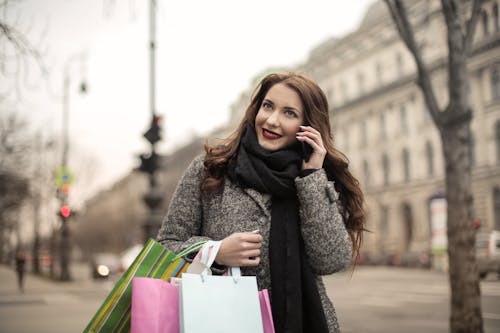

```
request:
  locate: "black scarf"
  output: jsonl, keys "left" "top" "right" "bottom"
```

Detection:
{"left": 227, "top": 124, "right": 329, "bottom": 333}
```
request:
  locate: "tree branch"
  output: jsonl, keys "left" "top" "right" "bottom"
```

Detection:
{"left": 464, "top": 0, "right": 484, "bottom": 54}
{"left": 384, "top": 0, "right": 443, "bottom": 127}
{"left": 0, "top": 21, "right": 48, "bottom": 77}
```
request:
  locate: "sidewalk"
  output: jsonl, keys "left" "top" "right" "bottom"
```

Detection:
{"left": 0, "top": 263, "right": 100, "bottom": 297}
{"left": 0, "top": 263, "right": 111, "bottom": 333}
{"left": 1, "top": 264, "right": 55, "bottom": 295}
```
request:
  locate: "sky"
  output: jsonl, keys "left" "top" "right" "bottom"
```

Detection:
{"left": 3, "top": 0, "right": 375, "bottom": 204}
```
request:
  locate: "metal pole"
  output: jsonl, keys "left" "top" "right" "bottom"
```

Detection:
{"left": 59, "top": 72, "right": 71, "bottom": 281}
{"left": 142, "top": 0, "right": 164, "bottom": 242}
{"left": 150, "top": 0, "right": 156, "bottom": 119}
{"left": 32, "top": 132, "right": 41, "bottom": 274}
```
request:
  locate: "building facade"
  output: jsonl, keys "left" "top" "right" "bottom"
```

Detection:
{"left": 230, "top": 0, "right": 500, "bottom": 266}
{"left": 301, "top": 0, "right": 500, "bottom": 265}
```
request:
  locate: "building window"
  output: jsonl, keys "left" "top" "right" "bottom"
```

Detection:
{"left": 360, "top": 120, "right": 367, "bottom": 147}
{"left": 494, "top": 187, "right": 500, "bottom": 230}
{"left": 376, "top": 62, "right": 383, "bottom": 85}
{"left": 402, "top": 148, "right": 410, "bottom": 182}
{"left": 496, "top": 121, "right": 500, "bottom": 164}
{"left": 396, "top": 52, "right": 403, "bottom": 78}
{"left": 426, "top": 141, "right": 434, "bottom": 176}
{"left": 327, "top": 88, "right": 334, "bottom": 105}
{"left": 357, "top": 72, "right": 365, "bottom": 95}
{"left": 492, "top": 68, "right": 500, "bottom": 100}
{"left": 344, "top": 128, "right": 350, "bottom": 152}
{"left": 340, "top": 80, "right": 348, "bottom": 101}
{"left": 380, "top": 113, "right": 387, "bottom": 140}
{"left": 382, "top": 153, "right": 390, "bottom": 185}
{"left": 494, "top": 4, "right": 499, "bottom": 32}
{"left": 380, "top": 205, "right": 389, "bottom": 236}
{"left": 400, "top": 104, "right": 408, "bottom": 134}
{"left": 483, "top": 10, "right": 489, "bottom": 36}
{"left": 402, "top": 202, "right": 414, "bottom": 250}
{"left": 363, "top": 159, "right": 370, "bottom": 186}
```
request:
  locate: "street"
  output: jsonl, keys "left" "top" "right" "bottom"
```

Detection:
{"left": 325, "top": 266, "right": 500, "bottom": 333}
{"left": 0, "top": 264, "right": 499, "bottom": 333}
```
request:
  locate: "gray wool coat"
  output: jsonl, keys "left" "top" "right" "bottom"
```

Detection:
{"left": 156, "top": 155, "right": 352, "bottom": 333}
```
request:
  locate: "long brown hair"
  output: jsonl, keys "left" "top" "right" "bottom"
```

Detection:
{"left": 202, "top": 72, "right": 366, "bottom": 262}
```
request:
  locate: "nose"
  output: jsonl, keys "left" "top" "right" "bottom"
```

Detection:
{"left": 265, "top": 110, "right": 280, "bottom": 128}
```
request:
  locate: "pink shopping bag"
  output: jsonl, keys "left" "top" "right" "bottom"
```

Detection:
{"left": 259, "top": 289, "right": 275, "bottom": 333}
{"left": 131, "top": 277, "right": 179, "bottom": 333}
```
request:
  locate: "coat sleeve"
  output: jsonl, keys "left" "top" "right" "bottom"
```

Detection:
{"left": 295, "top": 169, "right": 352, "bottom": 275}
{"left": 156, "top": 155, "right": 212, "bottom": 255}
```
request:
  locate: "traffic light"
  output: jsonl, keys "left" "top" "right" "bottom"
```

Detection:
{"left": 138, "top": 151, "right": 159, "bottom": 174}
{"left": 143, "top": 114, "right": 162, "bottom": 145}
{"left": 61, "top": 183, "right": 70, "bottom": 195}
{"left": 59, "top": 205, "right": 71, "bottom": 219}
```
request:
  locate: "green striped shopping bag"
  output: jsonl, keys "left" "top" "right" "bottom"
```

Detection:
{"left": 83, "top": 238, "right": 205, "bottom": 333}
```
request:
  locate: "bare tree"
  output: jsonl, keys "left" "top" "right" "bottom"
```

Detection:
{"left": 0, "top": 0, "right": 49, "bottom": 102}
{"left": 0, "top": 111, "right": 31, "bottom": 262}
{"left": 384, "top": 0, "right": 484, "bottom": 332}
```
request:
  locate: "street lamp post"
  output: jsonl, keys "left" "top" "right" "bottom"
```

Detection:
{"left": 138, "top": 0, "right": 165, "bottom": 243}
{"left": 58, "top": 54, "right": 87, "bottom": 281}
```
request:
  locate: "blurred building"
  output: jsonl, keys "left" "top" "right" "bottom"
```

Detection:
{"left": 74, "top": 137, "right": 207, "bottom": 254}
{"left": 306, "top": 0, "right": 500, "bottom": 266}
{"left": 232, "top": 0, "right": 500, "bottom": 267}
{"left": 79, "top": 0, "right": 500, "bottom": 268}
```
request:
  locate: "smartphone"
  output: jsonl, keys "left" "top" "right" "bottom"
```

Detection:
{"left": 301, "top": 141, "right": 313, "bottom": 162}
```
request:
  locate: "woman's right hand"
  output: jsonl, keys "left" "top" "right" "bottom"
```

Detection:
{"left": 215, "top": 232, "right": 262, "bottom": 267}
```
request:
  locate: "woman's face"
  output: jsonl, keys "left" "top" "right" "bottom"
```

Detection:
{"left": 254, "top": 83, "right": 305, "bottom": 152}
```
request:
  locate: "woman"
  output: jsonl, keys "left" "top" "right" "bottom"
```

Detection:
{"left": 157, "top": 72, "right": 366, "bottom": 333}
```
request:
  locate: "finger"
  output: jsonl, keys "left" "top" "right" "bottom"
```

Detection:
{"left": 240, "top": 256, "right": 260, "bottom": 266}
{"left": 242, "top": 249, "right": 261, "bottom": 258}
{"left": 297, "top": 130, "right": 323, "bottom": 145}
{"left": 242, "top": 233, "right": 263, "bottom": 243}
{"left": 297, "top": 131, "right": 323, "bottom": 142}
{"left": 241, "top": 241, "right": 262, "bottom": 251}
{"left": 299, "top": 125, "right": 321, "bottom": 136}
{"left": 297, "top": 135, "right": 322, "bottom": 151}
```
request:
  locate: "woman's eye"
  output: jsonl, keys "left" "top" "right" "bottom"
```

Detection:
{"left": 262, "top": 102, "right": 272, "bottom": 110}
{"left": 285, "top": 110, "right": 298, "bottom": 118}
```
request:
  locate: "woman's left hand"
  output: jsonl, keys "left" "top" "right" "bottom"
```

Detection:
{"left": 296, "top": 125, "right": 326, "bottom": 170}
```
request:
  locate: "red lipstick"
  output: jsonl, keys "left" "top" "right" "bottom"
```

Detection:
{"left": 262, "top": 128, "right": 281, "bottom": 140}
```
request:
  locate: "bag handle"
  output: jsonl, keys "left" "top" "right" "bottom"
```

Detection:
{"left": 200, "top": 242, "right": 241, "bottom": 283}
{"left": 174, "top": 240, "right": 207, "bottom": 260}
{"left": 199, "top": 241, "right": 222, "bottom": 272}
{"left": 186, "top": 241, "right": 241, "bottom": 283}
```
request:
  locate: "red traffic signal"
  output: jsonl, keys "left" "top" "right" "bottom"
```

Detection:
{"left": 60, "top": 205, "right": 71, "bottom": 219}
{"left": 143, "top": 114, "right": 163, "bottom": 145}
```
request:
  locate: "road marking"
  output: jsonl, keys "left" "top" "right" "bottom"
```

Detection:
{"left": 484, "top": 313, "right": 500, "bottom": 320}
{"left": 0, "top": 296, "right": 45, "bottom": 306}
{"left": 43, "top": 293, "right": 80, "bottom": 304}
{"left": 360, "top": 297, "right": 400, "bottom": 307}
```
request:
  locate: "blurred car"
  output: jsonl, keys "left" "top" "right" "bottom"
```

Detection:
{"left": 119, "top": 244, "right": 143, "bottom": 273}
{"left": 90, "top": 252, "right": 120, "bottom": 279}
{"left": 476, "top": 230, "right": 500, "bottom": 279}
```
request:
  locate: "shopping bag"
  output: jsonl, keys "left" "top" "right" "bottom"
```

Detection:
{"left": 83, "top": 238, "right": 205, "bottom": 333}
{"left": 179, "top": 241, "right": 264, "bottom": 333}
{"left": 259, "top": 289, "right": 275, "bottom": 333}
{"left": 130, "top": 277, "right": 179, "bottom": 333}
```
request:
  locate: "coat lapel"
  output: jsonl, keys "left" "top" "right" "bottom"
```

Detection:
{"left": 243, "top": 187, "right": 271, "bottom": 220}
